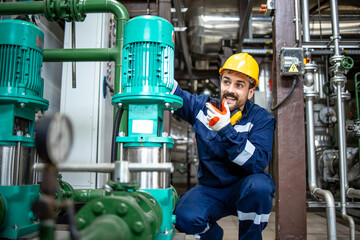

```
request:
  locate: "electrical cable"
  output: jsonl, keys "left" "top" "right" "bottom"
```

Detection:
{"left": 270, "top": 76, "right": 297, "bottom": 112}
{"left": 111, "top": 107, "right": 124, "bottom": 163}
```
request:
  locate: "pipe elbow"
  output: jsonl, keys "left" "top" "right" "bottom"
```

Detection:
{"left": 346, "top": 188, "right": 360, "bottom": 199}
{"left": 105, "top": 0, "right": 129, "bottom": 21}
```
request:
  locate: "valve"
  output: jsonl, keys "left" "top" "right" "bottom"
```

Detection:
{"left": 341, "top": 56, "right": 354, "bottom": 70}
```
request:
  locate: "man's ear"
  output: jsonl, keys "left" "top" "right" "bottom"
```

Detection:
{"left": 248, "top": 87, "right": 256, "bottom": 100}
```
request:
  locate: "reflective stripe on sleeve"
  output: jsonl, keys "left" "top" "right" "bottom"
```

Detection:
{"left": 234, "top": 122, "right": 253, "bottom": 133}
{"left": 237, "top": 210, "right": 271, "bottom": 225}
{"left": 232, "top": 140, "right": 255, "bottom": 166}
{"left": 196, "top": 110, "right": 212, "bottom": 130}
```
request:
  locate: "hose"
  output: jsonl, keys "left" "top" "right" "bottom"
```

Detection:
{"left": 111, "top": 107, "right": 124, "bottom": 163}
{"left": 271, "top": 76, "right": 297, "bottom": 112}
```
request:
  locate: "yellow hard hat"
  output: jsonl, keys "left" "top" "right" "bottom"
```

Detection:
{"left": 219, "top": 53, "right": 259, "bottom": 87}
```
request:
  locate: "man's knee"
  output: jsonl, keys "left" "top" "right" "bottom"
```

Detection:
{"left": 174, "top": 207, "right": 208, "bottom": 234}
{"left": 239, "top": 174, "right": 275, "bottom": 202}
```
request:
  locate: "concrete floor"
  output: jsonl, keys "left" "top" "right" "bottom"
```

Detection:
{"left": 25, "top": 211, "right": 360, "bottom": 240}
{"left": 216, "top": 211, "right": 360, "bottom": 240}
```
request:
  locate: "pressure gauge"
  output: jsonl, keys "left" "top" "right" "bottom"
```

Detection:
{"left": 36, "top": 114, "right": 73, "bottom": 165}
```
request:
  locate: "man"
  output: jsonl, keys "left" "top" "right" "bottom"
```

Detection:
{"left": 171, "top": 53, "right": 275, "bottom": 240}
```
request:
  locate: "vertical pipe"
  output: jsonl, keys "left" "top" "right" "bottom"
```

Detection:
{"left": 248, "top": 13, "right": 253, "bottom": 39}
{"left": 14, "top": 142, "right": 21, "bottom": 186}
{"left": 306, "top": 96, "right": 337, "bottom": 239}
{"left": 71, "top": 21, "right": 76, "bottom": 88}
{"left": 336, "top": 82, "right": 355, "bottom": 240}
{"left": 162, "top": 143, "right": 166, "bottom": 189}
{"left": 306, "top": 97, "right": 317, "bottom": 190}
{"left": 301, "top": 0, "right": 310, "bottom": 42}
{"left": 294, "top": 0, "right": 300, "bottom": 44}
{"left": 329, "top": 0, "right": 341, "bottom": 57}
{"left": 329, "top": 0, "right": 355, "bottom": 237}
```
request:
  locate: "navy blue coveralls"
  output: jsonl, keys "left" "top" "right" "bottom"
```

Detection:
{"left": 172, "top": 81, "right": 276, "bottom": 240}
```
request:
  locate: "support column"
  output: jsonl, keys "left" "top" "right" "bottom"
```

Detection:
{"left": 272, "top": 0, "right": 307, "bottom": 238}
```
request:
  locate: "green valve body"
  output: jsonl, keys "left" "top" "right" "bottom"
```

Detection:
{"left": 75, "top": 189, "right": 163, "bottom": 240}
{"left": 0, "top": 19, "right": 49, "bottom": 145}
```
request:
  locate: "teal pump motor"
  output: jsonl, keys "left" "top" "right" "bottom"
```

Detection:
{"left": 0, "top": 20, "right": 49, "bottom": 239}
{"left": 112, "top": 16, "right": 182, "bottom": 240}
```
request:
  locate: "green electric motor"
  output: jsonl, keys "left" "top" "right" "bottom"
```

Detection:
{"left": 0, "top": 19, "right": 49, "bottom": 239}
{"left": 112, "top": 15, "right": 182, "bottom": 148}
{"left": 0, "top": 19, "right": 49, "bottom": 145}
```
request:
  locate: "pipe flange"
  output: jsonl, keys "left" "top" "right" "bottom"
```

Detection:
{"left": 69, "top": 0, "right": 86, "bottom": 22}
{"left": 329, "top": 91, "right": 351, "bottom": 101}
{"left": 329, "top": 55, "right": 344, "bottom": 65}
{"left": 44, "top": 0, "right": 86, "bottom": 22}
{"left": 44, "top": 0, "right": 57, "bottom": 22}
{"left": 330, "top": 75, "right": 346, "bottom": 84}
{"left": 304, "top": 62, "right": 318, "bottom": 71}
{"left": 304, "top": 91, "right": 318, "bottom": 98}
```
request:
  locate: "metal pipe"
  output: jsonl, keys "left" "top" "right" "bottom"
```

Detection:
{"left": 329, "top": 0, "right": 341, "bottom": 57}
{"left": 342, "top": 213, "right": 355, "bottom": 240}
{"left": 173, "top": 0, "right": 193, "bottom": 83}
{"left": 294, "top": 0, "right": 300, "bottom": 44}
{"left": 71, "top": 21, "right": 77, "bottom": 88}
{"left": 313, "top": 189, "right": 337, "bottom": 239}
{"left": 14, "top": 142, "right": 21, "bottom": 186}
{"left": 243, "top": 38, "right": 272, "bottom": 44}
{"left": 0, "top": 1, "right": 45, "bottom": 14}
{"left": 33, "top": 162, "right": 174, "bottom": 173}
{"left": 347, "top": 188, "right": 360, "bottom": 199}
{"left": 162, "top": 143, "right": 167, "bottom": 189}
{"left": 336, "top": 81, "right": 356, "bottom": 239}
{"left": 237, "top": 0, "right": 255, "bottom": 52}
{"left": 241, "top": 49, "right": 273, "bottom": 55}
{"left": 305, "top": 90, "right": 337, "bottom": 239}
{"left": 301, "top": 0, "right": 310, "bottom": 42}
{"left": 306, "top": 97, "right": 317, "bottom": 191}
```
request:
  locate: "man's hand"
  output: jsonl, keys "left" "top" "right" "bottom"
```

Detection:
{"left": 205, "top": 100, "right": 230, "bottom": 131}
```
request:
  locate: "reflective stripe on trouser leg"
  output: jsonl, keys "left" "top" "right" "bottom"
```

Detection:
{"left": 234, "top": 173, "right": 275, "bottom": 240}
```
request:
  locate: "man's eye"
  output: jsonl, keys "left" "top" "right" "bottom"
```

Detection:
{"left": 236, "top": 84, "right": 244, "bottom": 88}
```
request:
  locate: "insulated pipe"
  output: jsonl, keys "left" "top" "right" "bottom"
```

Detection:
{"left": 305, "top": 88, "right": 337, "bottom": 239}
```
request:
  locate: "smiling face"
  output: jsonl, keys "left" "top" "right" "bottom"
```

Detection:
{"left": 220, "top": 70, "right": 256, "bottom": 111}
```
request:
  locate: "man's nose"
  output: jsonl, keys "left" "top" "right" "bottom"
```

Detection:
{"left": 227, "top": 83, "right": 235, "bottom": 92}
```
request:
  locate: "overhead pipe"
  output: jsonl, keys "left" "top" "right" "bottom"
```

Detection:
{"left": 302, "top": 1, "right": 337, "bottom": 239}
{"left": 237, "top": 0, "right": 255, "bottom": 52}
{"left": 173, "top": 0, "right": 193, "bottom": 84}
{"left": 0, "top": 0, "right": 129, "bottom": 94}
